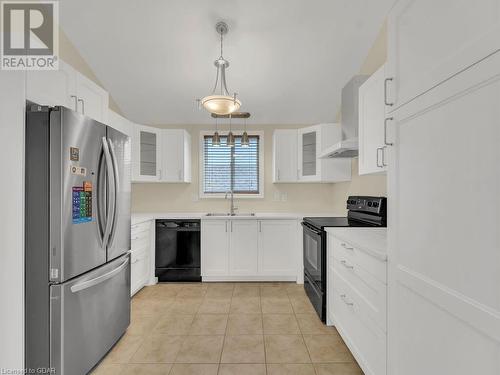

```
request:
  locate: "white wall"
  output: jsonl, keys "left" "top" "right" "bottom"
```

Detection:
{"left": 0, "top": 71, "right": 26, "bottom": 368}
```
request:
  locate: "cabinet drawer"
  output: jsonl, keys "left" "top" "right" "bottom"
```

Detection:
{"left": 332, "top": 257, "right": 386, "bottom": 332}
{"left": 332, "top": 272, "right": 386, "bottom": 375}
{"left": 332, "top": 237, "right": 386, "bottom": 284}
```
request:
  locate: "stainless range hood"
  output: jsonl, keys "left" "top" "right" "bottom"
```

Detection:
{"left": 319, "top": 75, "right": 368, "bottom": 159}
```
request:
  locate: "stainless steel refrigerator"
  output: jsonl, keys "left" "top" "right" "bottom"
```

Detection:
{"left": 25, "top": 103, "right": 131, "bottom": 375}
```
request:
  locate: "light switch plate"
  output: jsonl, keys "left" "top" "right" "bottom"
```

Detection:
{"left": 280, "top": 192, "right": 288, "bottom": 201}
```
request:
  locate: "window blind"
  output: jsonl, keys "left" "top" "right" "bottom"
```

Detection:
{"left": 203, "top": 135, "right": 260, "bottom": 194}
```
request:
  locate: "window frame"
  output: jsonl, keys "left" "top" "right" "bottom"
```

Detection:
{"left": 199, "top": 130, "right": 265, "bottom": 199}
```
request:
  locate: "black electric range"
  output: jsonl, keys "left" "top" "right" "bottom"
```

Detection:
{"left": 301, "top": 196, "right": 387, "bottom": 322}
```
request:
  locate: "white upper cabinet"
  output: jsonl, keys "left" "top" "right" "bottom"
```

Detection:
{"left": 108, "top": 110, "right": 133, "bottom": 137}
{"left": 161, "top": 129, "right": 191, "bottom": 183}
{"left": 26, "top": 60, "right": 76, "bottom": 109}
{"left": 132, "top": 125, "right": 162, "bottom": 182}
{"left": 273, "top": 129, "right": 298, "bottom": 182}
{"left": 297, "top": 124, "right": 351, "bottom": 182}
{"left": 131, "top": 125, "right": 192, "bottom": 183}
{"left": 386, "top": 0, "right": 500, "bottom": 111}
{"left": 387, "top": 52, "right": 500, "bottom": 375}
{"left": 26, "top": 60, "right": 109, "bottom": 124}
{"left": 229, "top": 220, "right": 259, "bottom": 276}
{"left": 75, "top": 72, "right": 109, "bottom": 124}
{"left": 358, "top": 64, "right": 388, "bottom": 175}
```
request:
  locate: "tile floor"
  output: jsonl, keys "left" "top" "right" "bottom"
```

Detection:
{"left": 92, "top": 283, "right": 363, "bottom": 375}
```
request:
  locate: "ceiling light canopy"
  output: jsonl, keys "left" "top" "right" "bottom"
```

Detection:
{"left": 200, "top": 22, "right": 241, "bottom": 115}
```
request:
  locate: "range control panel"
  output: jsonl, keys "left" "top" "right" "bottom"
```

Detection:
{"left": 346, "top": 196, "right": 386, "bottom": 215}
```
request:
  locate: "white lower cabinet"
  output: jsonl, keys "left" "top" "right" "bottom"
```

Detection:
{"left": 229, "top": 220, "right": 259, "bottom": 276}
{"left": 258, "top": 220, "right": 298, "bottom": 276}
{"left": 327, "top": 230, "right": 387, "bottom": 375}
{"left": 202, "top": 219, "right": 298, "bottom": 281}
{"left": 130, "top": 220, "right": 152, "bottom": 296}
{"left": 201, "top": 220, "right": 230, "bottom": 277}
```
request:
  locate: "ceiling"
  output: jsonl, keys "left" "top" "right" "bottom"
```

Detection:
{"left": 59, "top": 0, "right": 393, "bottom": 125}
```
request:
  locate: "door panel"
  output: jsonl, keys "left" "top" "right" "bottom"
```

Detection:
{"left": 387, "top": 0, "right": 500, "bottom": 110}
{"left": 258, "top": 220, "right": 297, "bottom": 276}
{"left": 106, "top": 127, "right": 132, "bottom": 261}
{"left": 229, "top": 220, "right": 259, "bottom": 275}
{"left": 358, "top": 64, "right": 387, "bottom": 175}
{"left": 201, "top": 220, "right": 229, "bottom": 276}
{"left": 50, "top": 107, "right": 107, "bottom": 282}
{"left": 388, "top": 53, "right": 500, "bottom": 374}
{"left": 50, "top": 254, "right": 130, "bottom": 375}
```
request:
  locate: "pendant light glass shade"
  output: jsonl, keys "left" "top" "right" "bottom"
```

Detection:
{"left": 201, "top": 95, "right": 241, "bottom": 115}
{"left": 241, "top": 131, "right": 249, "bottom": 147}
{"left": 200, "top": 22, "right": 241, "bottom": 115}
{"left": 212, "top": 131, "right": 221, "bottom": 147}
{"left": 241, "top": 118, "right": 249, "bottom": 147}
{"left": 227, "top": 131, "right": 235, "bottom": 147}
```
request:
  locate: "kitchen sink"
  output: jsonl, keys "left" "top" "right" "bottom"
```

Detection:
{"left": 205, "top": 213, "right": 255, "bottom": 217}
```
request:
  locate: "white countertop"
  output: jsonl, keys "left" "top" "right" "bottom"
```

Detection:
{"left": 132, "top": 212, "right": 345, "bottom": 224}
{"left": 325, "top": 227, "right": 387, "bottom": 261}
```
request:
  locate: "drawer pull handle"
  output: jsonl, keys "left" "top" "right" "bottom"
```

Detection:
{"left": 340, "top": 294, "right": 354, "bottom": 306}
{"left": 341, "top": 243, "right": 354, "bottom": 250}
{"left": 340, "top": 260, "right": 354, "bottom": 270}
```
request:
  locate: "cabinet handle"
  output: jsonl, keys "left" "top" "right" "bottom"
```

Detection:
{"left": 341, "top": 242, "right": 354, "bottom": 251}
{"left": 259, "top": 221, "right": 262, "bottom": 232}
{"left": 384, "top": 117, "right": 394, "bottom": 146}
{"left": 230, "top": 221, "right": 233, "bottom": 232}
{"left": 78, "top": 98, "right": 85, "bottom": 115}
{"left": 277, "top": 169, "right": 280, "bottom": 181}
{"left": 340, "top": 294, "right": 354, "bottom": 306}
{"left": 340, "top": 260, "right": 354, "bottom": 270}
{"left": 382, "top": 146, "right": 388, "bottom": 167}
{"left": 225, "top": 221, "right": 228, "bottom": 233}
{"left": 70, "top": 95, "right": 78, "bottom": 111}
{"left": 384, "top": 77, "right": 394, "bottom": 106}
{"left": 376, "top": 147, "right": 383, "bottom": 168}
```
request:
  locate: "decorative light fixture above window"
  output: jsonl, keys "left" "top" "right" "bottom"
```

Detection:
{"left": 199, "top": 22, "right": 241, "bottom": 115}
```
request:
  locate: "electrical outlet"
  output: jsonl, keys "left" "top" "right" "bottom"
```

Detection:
{"left": 281, "top": 192, "right": 288, "bottom": 201}
{"left": 273, "top": 191, "right": 281, "bottom": 201}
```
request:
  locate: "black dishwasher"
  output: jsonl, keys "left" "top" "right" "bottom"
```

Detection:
{"left": 155, "top": 219, "right": 201, "bottom": 282}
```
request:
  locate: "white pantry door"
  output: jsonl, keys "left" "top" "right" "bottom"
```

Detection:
{"left": 387, "top": 52, "right": 500, "bottom": 375}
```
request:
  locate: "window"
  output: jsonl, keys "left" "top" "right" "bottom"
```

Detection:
{"left": 201, "top": 132, "right": 263, "bottom": 197}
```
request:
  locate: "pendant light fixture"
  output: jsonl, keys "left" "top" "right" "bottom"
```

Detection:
{"left": 227, "top": 114, "right": 235, "bottom": 147}
{"left": 200, "top": 22, "right": 241, "bottom": 115}
{"left": 212, "top": 117, "right": 221, "bottom": 147}
{"left": 241, "top": 117, "right": 249, "bottom": 147}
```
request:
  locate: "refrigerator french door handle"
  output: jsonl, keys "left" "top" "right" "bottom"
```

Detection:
{"left": 95, "top": 142, "right": 106, "bottom": 248}
{"left": 102, "top": 137, "right": 116, "bottom": 248}
{"left": 70, "top": 257, "right": 129, "bottom": 293}
{"left": 106, "top": 138, "right": 120, "bottom": 248}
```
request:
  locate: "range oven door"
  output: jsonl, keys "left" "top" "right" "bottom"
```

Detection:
{"left": 302, "top": 221, "right": 324, "bottom": 291}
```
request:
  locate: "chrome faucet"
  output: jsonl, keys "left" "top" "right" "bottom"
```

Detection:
{"left": 225, "top": 190, "right": 238, "bottom": 216}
